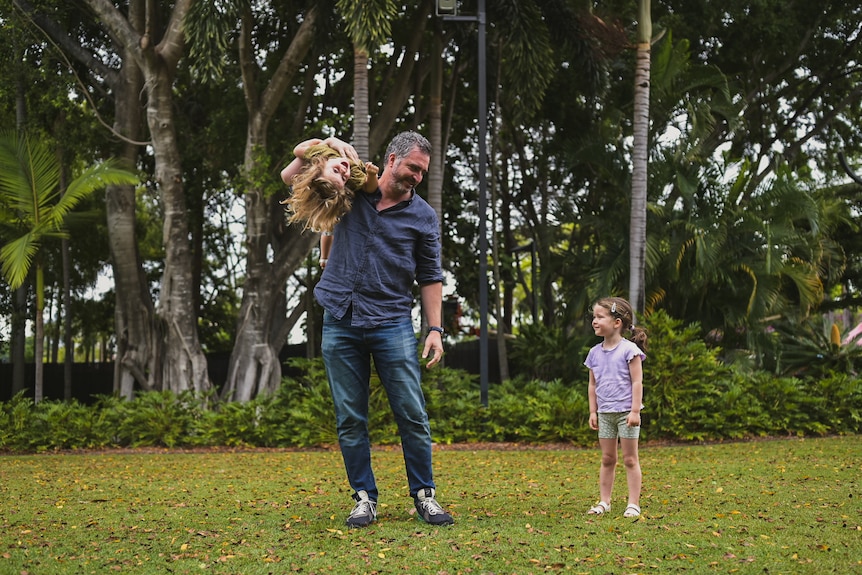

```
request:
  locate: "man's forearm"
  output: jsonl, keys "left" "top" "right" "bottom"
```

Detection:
{"left": 420, "top": 282, "right": 443, "bottom": 327}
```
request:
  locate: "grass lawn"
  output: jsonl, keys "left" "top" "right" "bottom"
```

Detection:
{"left": 0, "top": 436, "right": 859, "bottom": 574}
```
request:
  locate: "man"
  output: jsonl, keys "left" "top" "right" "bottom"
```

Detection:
{"left": 313, "top": 131, "right": 453, "bottom": 528}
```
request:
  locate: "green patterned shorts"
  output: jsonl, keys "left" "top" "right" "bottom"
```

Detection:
{"left": 597, "top": 411, "right": 640, "bottom": 440}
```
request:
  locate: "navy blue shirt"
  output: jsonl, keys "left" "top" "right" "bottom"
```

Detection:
{"left": 313, "top": 188, "right": 443, "bottom": 328}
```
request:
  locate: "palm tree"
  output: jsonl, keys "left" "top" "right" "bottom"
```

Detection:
{"left": 0, "top": 130, "right": 138, "bottom": 403}
{"left": 629, "top": 0, "right": 651, "bottom": 314}
{"left": 335, "top": 0, "right": 398, "bottom": 159}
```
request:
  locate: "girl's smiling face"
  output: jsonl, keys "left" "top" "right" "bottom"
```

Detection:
{"left": 591, "top": 305, "right": 620, "bottom": 337}
{"left": 321, "top": 157, "right": 351, "bottom": 188}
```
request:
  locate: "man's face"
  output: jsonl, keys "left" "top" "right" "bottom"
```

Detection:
{"left": 388, "top": 148, "right": 429, "bottom": 194}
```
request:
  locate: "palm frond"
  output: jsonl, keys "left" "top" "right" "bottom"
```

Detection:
{"left": 49, "top": 162, "right": 139, "bottom": 229}
{"left": 0, "top": 130, "right": 138, "bottom": 291}
{"left": 0, "top": 232, "right": 39, "bottom": 289}
{"left": 492, "top": 0, "right": 557, "bottom": 121}
{"left": 0, "top": 132, "right": 60, "bottom": 217}
{"left": 336, "top": 0, "right": 398, "bottom": 54}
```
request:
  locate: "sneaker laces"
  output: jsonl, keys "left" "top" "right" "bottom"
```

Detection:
{"left": 417, "top": 496, "right": 446, "bottom": 516}
{"left": 349, "top": 497, "right": 376, "bottom": 519}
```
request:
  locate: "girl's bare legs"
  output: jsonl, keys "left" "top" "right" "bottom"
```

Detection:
{"left": 598, "top": 437, "right": 619, "bottom": 505}
{"left": 620, "top": 437, "right": 641, "bottom": 506}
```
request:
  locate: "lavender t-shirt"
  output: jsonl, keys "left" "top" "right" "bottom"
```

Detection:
{"left": 584, "top": 339, "right": 646, "bottom": 412}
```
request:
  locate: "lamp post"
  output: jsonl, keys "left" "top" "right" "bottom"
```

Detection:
{"left": 440, "top": 0, "right": 489, "bottom": 405}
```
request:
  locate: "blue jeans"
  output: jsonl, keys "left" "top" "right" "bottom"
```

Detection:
{"left": 322, "top": 310, "right": 435, "bottom": 501}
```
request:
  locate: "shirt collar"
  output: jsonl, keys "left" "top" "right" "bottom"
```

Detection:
{"left": 370, "top": 188, "right": 415, "bottom": 208}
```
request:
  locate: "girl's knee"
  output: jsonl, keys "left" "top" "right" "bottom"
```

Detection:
{"left": 622, "top": 454, "right": 640, "bottom": 469}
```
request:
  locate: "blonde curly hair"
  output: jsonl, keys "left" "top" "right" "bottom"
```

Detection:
{"left": 281, "top": 154, "right": 356, "bottom": 232}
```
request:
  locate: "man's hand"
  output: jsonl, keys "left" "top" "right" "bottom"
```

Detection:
{"left": 324, "top": 137, "right": 359, "bottom": 161}
{"left": 422, "top": 331, "right": 444, "bottom": 368}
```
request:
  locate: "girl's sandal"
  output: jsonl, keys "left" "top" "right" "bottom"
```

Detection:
{"left": 587, "top": 501, "right": 610, "bottom": 515}
{"left": 623, "top": 504, "right": 641, "bottom": 518}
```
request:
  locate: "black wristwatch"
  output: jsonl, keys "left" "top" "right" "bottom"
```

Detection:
{"left": 427, "top": 326, "right": 445, "bottom": 336}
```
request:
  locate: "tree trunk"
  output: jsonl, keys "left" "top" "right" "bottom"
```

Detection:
{"left": 51, "top": 126, "right": 73, "bottom": 399}
{"left": 353, "top": 47, "right": 370, "bottom": 160}
{"left": 223, "top": 204, "right": 318, "bottom": 401}
{"left": 13, "top": 0, "right": 158, "bottom": 398}
{"left": 107, "top": 0, "right": 158, "bottom": 399}
{"left": 33, "top": 264, "right": 45, "bottom": 403}
{"left": 428, "top": 26, "right": 444, "bottom": 229}
{"left": 108, "top": 152, "right": 157, "bottom": 397}
{"left": 11, "top": 71, "right": 27, "bottom": 396}
{"left": 47, "top": 293, "right": 57, "bottom": 363}
{"left": 145, "top": 65, "right": 211, "bottom": 395}
{"left": 11, "top": 284, "right": 28, "bottom": 396}
{"left": 86, "top": 0, "right": 211, "bottom": 395}
{"left": 61, "top": 202, "right": 72, "bottom": 400}
{"left": 629, "top": 0, "right": 651, "bottom": 314}
{"left": 222, "top": 6, "right": 320, "bottom": 401}
{"left": 424, "top": 24, "right": 445, "bottom": 338}
{"left": 489, "top": 106, "right": 510, "bottom": 382}
{"left": 305, "top": 257, "right": 317, "bottom": 358}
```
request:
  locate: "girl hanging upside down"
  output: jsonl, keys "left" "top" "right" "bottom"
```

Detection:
{"left": 280, "top": 136, "right": 379, "bottom": 233}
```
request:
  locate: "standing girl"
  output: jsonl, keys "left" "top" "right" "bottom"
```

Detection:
{"left": 584, "top": 297, "right": 648, "bottom": 518}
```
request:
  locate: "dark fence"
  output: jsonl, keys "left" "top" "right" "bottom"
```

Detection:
{"left": 0, "top": 340, "right": 497, "bottom": 403}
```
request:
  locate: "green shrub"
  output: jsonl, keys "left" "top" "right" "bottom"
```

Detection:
{"left": 685, "top": 370, "right": 769, "bottom": 440}
{"left": 277, "top": 359, "right": 341, "bottom": 447}
{"left": 486, "top": 377, "right": 592, "bottom": 444}
{"left": 422, "top": 365, "right": 486, "bottom": 444}
{"left": 509, "top": 323, "right": 592, "bottom": 383}
{"left": 640, "top": 310, "right": 734, "bottom": 440}
{"left": 0, "top": 392, "right": 37, "bottom": 450}
{"left": 196, "top": 395, "right": 289, "bottom": 447}
{"left": 0, "top": 318, "right": 859, "bottom": 453}
{"left": 748, "top": 372, "right": 830, "bottom": 436}
{"left": 115, "top": 390, "right": 203, "bottom": 447}
{"left": 31, "top": 399, "right": 117, "bottom": 450}
{"left": 815, "top": 371, "right": 862, "bottom": 433}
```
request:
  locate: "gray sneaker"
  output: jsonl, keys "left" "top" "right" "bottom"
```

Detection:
{"left": 414, "top": 488, "right": 454, "bottom": 526}
{"left": 346, "top": 490, "right": 377, "bottom": 528}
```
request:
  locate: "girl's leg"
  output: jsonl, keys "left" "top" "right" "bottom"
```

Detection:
{"left": 598, "top": 437, "right": 618, "bottom": 504}
{"left": 620, "top": 438, "right": 641, "bottom": 506}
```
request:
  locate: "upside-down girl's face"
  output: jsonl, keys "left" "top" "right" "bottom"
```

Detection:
{"left": 321, "top": 157, "right": 351, "bottom": 188}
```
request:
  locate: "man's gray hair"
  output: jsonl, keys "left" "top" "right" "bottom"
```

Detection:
{"left": 386, "top": 131, "right": 431, "bottom": 159}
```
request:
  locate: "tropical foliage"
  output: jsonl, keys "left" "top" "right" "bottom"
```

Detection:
{"left": 1, "top": 1, "right": 861, "bottom": 403}
{"left": 2, "top": 310, "right": 860, "bottom": 452}
{"left": 0, "top": 130, "right": 138, "bottom": 401}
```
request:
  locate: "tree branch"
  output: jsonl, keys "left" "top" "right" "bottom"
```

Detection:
{"left": 13, "top": 0, "right": 117, "bottom": 85}
{"left": 259, "top": 6, "right": 320, "bottom": 126}
{"left": 839, "top": 153, "right": 862, "bottom": 186}
{"left": 155, "top": 0, "right": 193, "bottom": 70}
